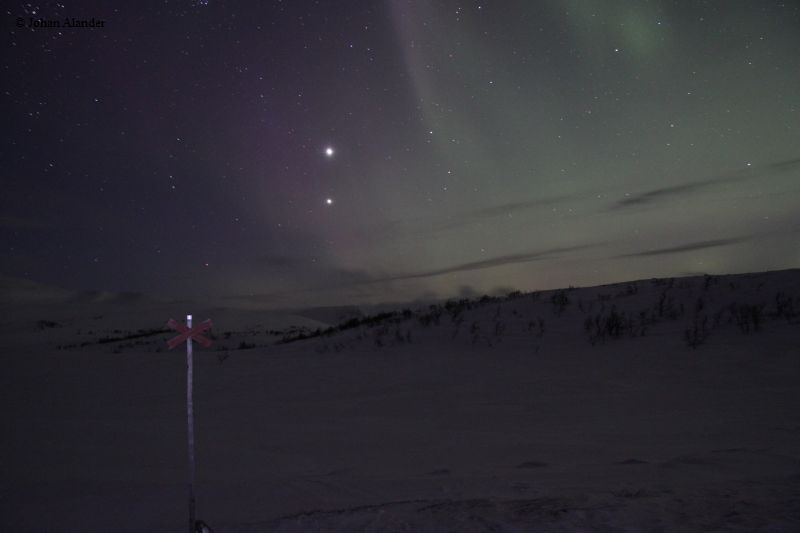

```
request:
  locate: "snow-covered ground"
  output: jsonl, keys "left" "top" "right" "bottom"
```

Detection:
{"left": 2, "top": 270, "right": 800, "bottom": 531}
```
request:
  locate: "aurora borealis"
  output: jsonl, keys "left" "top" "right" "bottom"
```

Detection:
{"left": 2, "top": 1, "right": 799, "bottom": 307}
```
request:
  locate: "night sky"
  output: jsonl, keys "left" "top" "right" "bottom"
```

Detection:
{"left": 3, "top": 1, "right": 799, "bottom": 308}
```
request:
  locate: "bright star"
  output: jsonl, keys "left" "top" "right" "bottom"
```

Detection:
{"left": 325, "top": 146, "right": 334, "bottom": 157}
{"left": 325, "top": 198, "right": 333, "bottom": 205}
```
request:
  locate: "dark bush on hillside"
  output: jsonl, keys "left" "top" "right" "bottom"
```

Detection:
{"left": 729, "top": 303, "right": 764, "bottom": 333}
{"left": 584, "top": 305, "right": 647, "bottom": 345}
{"left": 685, "top": 315, "right": 709, "bottom": 348}
{"left": 551, "top": 290, "right": 570, "bottom": 316}
{"left": 773, "top": 292, "right": 798, "bottom": 321}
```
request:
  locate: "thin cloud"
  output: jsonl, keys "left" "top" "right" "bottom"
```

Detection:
{"left": 767, "top": 156, "right": 800, "bottom": 172}
{"left": 399, "top": 155, "right": 800, "bottom": 234}
{"left": 462, "top": 194, "right": 582, "bottom": 221}
{"left": 229, "top": 243, "right": 596, "bottom": 301}
{"left": 383, "top": 191, "right": 587, "bottom": 237}
{"left": 612, "top": 155, "right": 800, "bottom": 210}
{"left": 616, "top": 237, "right": 748, "bottom": 258}
{"left": 371, "top": 243, "right": 597, "bottom": 283}
{"left": 615, "top": 180, "right": 717, "bottom": 207}
{"left": 254, "top": 254, "right": 377, "bottom": 285}
{"left": 222, "top": 262, "right": 380, "bottom": 303}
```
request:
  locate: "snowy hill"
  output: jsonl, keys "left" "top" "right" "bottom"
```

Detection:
{"left": 2, "top": 270, "right": 800, "bottom": 531}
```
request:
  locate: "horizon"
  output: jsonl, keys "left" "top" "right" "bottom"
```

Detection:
{"left": 6, "top": 266, "right": 800, "bottom": 314}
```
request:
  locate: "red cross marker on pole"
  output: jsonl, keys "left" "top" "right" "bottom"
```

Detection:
{"left": 167, "top": 317, "right": 213, "bottom": 349}
{"left": 167, "top": 315, "right": 213, "bottom": 533}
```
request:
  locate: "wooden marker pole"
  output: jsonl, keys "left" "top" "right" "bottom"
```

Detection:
{"left": 166, "top": 315, "right": 213, "bottom": 532}
{"left": 186, "top": 313, "right": 196, "bottom": 533}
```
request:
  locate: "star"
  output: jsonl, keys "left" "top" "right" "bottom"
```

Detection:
{"left": 325, "top": 198, "right": 333, "bottom": 205}
{"left": 324, "top": 146, "right": 335, "bottom": 157}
